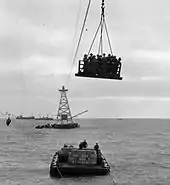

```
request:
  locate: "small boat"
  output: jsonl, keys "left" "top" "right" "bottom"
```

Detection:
{"left": 35, "top": 122, "right": 79, "bottom": 129}
{"left": 16, "top": 115, "right": 35, "bottom": 120}
{"left": 35, "top": 116, "right": 53, "bottom": 120}
{"left": 51, "top": 122, "right": 80, "bottom": 129}
{"left": 6, "top": 117, "right": 11, "bottom": 126}
{"left": 50, "top": 142, "right": 110, "bottom": 177}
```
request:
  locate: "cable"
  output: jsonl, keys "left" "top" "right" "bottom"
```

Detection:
{"left": 65, "top": 0, "right": 92, "bottom": 86}
{"left": 98, "top": 17, "right": 104, "bottom": 55}
{"left": 104, "top": 18, "right": 113, "bottom": 55}
{"left": 67, "top": 0, "right": 82, "bottom": 76}
{"left": 56, "top": 165, "right": 63, "bottom": 178}
{"left": 87, "top": 20, "right": 102, "bottom": 55}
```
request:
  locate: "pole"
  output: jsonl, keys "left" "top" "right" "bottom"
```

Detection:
{"left": 71, "top": 110, "right": 88, "bottom": 118}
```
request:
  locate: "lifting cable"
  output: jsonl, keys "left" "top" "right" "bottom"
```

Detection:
{"left": 104, "top": 19, "right": 113, "bottom": 56}
{"left": 65, "top": 0, "right": 92, "bottom": 86}
{"left": 98, "top": 17, "right": 104, "bottom": 55}
{"left": 87, "top": 21, "right": 102, "bottom": 55}
{"left": 87, "top": 0, "right": 113, "bottom": 56}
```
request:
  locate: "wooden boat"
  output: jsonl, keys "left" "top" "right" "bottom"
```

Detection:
{"left": 50, "top": 143, "right": 110, "bottom": 177}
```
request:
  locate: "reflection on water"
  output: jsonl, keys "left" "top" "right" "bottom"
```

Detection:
{"left": 1, "top": 118, "right": 170, "bottom": 184}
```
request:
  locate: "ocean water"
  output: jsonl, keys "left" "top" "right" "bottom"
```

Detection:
{"left": 1, "top": 118, "right": 170, "bottom": 185}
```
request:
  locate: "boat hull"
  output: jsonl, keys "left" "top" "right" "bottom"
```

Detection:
{"left": 35, "top": 123, "right": 80, "bottom": 129}
{"left": 50, "top": 152, "right": 110, "bottom": 177}
{"left": 50, "top": 164, "right": 110, "bottom": 177}
{"left": 16, "top": 117, "right": 35, "bottom": 120}
{"left": 35, "top": 118, "right": 53, "bottom": 120}
{"left": 53, "top": 123, "right": 80, "bottom": 129}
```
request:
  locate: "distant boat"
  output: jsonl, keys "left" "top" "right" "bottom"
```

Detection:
{"left": 50, "top": 142, "right": 110, "bottom": 177}
{"left": 6, "top": 117, "right": 11, "bottom": 126}
{"left": 35, "top": 116, "right": 53, "bottom": 120}
{"left": 16, "top": 115, "right": 35, "bottom": 120}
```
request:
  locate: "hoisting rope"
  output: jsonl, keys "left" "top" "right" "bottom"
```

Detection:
{"left": 98, "top": 16, "right": 104, "bottom": 55}
{"left": 87, "top": 21, "right": 102, "bottom": 55}
{"left": 65, "top": 0, "right": 92, "bottom": 86}
{"left": 104, "top": 19, "right": 113, "bottom": 56}
{"left": 87, "top": 0, "right": 113, "bottom": 56}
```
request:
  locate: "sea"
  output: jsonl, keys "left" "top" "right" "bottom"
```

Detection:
{"left": 1, "top": 118, "right": 170, "bottom": 185}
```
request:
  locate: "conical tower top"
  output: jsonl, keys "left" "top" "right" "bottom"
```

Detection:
{"left": 59, "top": 86, "right": 68, "bottom": 92}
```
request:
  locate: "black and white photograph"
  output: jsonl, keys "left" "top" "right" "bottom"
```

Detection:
{"left": 1, "top": 0, "right": 170, "bottom": 184}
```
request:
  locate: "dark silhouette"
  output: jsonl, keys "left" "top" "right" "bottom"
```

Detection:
{"left": 94, "top": 142, "right": 99, "bottom": 152}
{"left": 79, "top": 140, "right": 88, "bottom": 149}
{"left": 94, "top": 143, "right": 101, "bottom": 164}
{"left": 77, "top": 53, "right": 122, "bottom": 79}
{"left": 6, "top": 117, "right": 11, "bottom": 126}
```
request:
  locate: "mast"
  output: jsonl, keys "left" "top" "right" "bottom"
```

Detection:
{"left": 56, "top": 86, "right": 73, "bottom": 124}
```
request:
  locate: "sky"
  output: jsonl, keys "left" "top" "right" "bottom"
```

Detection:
{"left": 1, "top": 0, "right": 170, "bottom": 118}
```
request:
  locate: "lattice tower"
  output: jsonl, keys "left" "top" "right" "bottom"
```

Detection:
{"left": 56, "top": 86, "right": 73, "bottom": 124}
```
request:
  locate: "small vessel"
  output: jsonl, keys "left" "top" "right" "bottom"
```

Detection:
{"left": 35, "top": 86, "right": 87, "bottom": 129}
{"left": 50, "top": 142, "right": 110, "bottom": 177}
{"left": 35, "top": 116, "right": 53, "bottom": 120}
{"left": 6, "top": 117, "right": 11, "bottom": 126}
{"left": 16, "top": 115, "right": 35, "bottom": 120}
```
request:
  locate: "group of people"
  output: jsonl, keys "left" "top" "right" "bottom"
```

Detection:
{"left": 79, "top": 140, "right": 101, "bottom": 164}
{"left": 79, "top": 140, "right": 100, "bottom": 152}
{"left": 78, "top": 53, "right": 122, "bottom": 77}
{"left": 79, "top": 140, "right": 88, "bottom": 149}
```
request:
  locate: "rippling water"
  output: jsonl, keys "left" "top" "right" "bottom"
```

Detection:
{"left": 1, "top": 118, "right": 170, "bottom": 185}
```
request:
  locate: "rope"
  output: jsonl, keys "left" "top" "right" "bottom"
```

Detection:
{"left": 56, "top": 165, "right": 63, "bottom": 178}
{"left": 88, "top": 0, "right": 113, "bottom": 57}
{"left": 108, "top": 172, "right": 117, "bottom": 185}
{"left": 100, "top": 153, "right": 117, "bottom": 185}
{"left": 65, "top": 0, "right": 92, "bottom": 86}
{"left": 87, "top": 20, "right": 102, "bottom": 55}
{"left": 65, "top": 0, "right": 82, "bottom": 87}
{"left": 104, "top": 18, "right": 113, "bottom": 55}
{"left": 98, "top": 17, "right": 104, "bottom": 55}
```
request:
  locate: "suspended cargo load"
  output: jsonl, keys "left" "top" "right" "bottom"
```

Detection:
{"left": 76, "top": 54, "right": 122, "bottom": 80}
{"left": 75, "top": 0, "right": 123, "bottom": 80}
